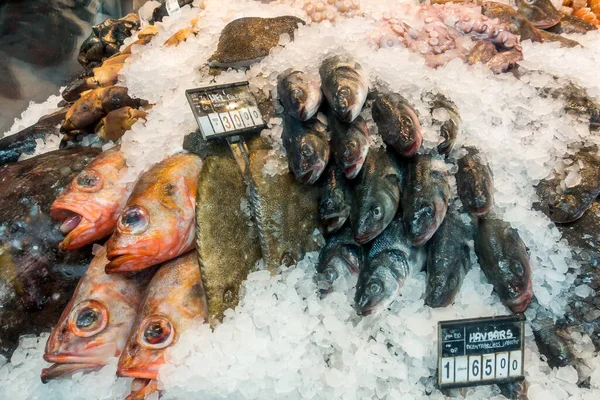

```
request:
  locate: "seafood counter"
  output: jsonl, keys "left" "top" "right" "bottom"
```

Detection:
{"left": 1, "top": 0, "right": 600, "bottom": 399}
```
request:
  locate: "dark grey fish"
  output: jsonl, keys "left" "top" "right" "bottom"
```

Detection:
{"left": 531, "top": 301, "right": 574, "bottom": 369}
{"left": 535, "top": 146, "right": 600, "bottom": 223}
{"left": 351, "top": 148, "right": 402, "bottom": 244}
{"left": 319, "top": 55, "right": 369, "bottom": 123}
{"left": 429, "top": 94, "right": 461, "bottom": 155}
{"left": 498, "top": 380, "right": 529, "bottom": 400}
{"left": 425, "top": 211, "right": 471, "bottom": 308}
{"left": 282, "top": 114, "right": 330, "bottom": 184}
{"left": 474, "top": 217, "right": 533, "bottom": 313}
{"left": 355, "top": 218, "right": 426, "bottom": 316}
{"left": 316, "top": 227, "right": 363, "bottom": 294}
{"left": 543, "top": 83, "right": 600, "bottom": 131}
{"left": 329, "top": 112, "right": 369, "bottom": 179}
{"left": 401, "top": 154, "right": 450, "bottom": 246}
{"left": 372, "top": 91, "right": 423, "bottom": 158}
{"left": 320, "top": 165, "right": 352, "bottom": 233}
{"left": 277, "top": 69, "right": 322, "bottom": 121}
{"left": 456, "top": 147, "right": 494, "bottom": 217}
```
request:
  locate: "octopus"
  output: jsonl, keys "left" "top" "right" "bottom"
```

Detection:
{"left": 562, "top": 0, "right": 600, "bottom": 26}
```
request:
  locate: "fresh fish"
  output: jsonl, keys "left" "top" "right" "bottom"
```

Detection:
{"left": 316, "top": 227, "right": 364, "bottom": 294}
{"left": 557, "top": 201, "right": 600, "bottom": 270}
{"left": 425, "top": 211, "right": 471, "bottom": 308}
{"left": 401, "top": 154, "right": 450, "bottom": 246}
{"left": 474, "top": 217, "right": 533, "bottom": 313}
{"left": 515, "top": 0, "right": 563, "bottom": 29}
{"left": 319, "top": 55, "right": 369, "bottom": 123}
{"left": 537, "top": 29, "right": 582, "bottom": 48}
{"left": 62, "top": 63, "right": 124, "bottom": 102}
{"left": 543, "top": 82, "right": 600, "bottom": 131}
{"left": 352, "top": 148, "right": 402, "bottom": 244}
{"left": 371, "top": 91, "right": 423, "bottom": 158}
{"left": 547, "top": 15, "right": 597, "bottom": 34}
{"left": 277, "top": 69, "right": 322, "bottom": 121}
{"left": 106, "top": 153, "right": 202, "bottom": 273}
{"left": 498, "top": 380, "right": 529, "bottom": 400}
{"left": 117, "top": 252, "right": 208, "bottom": 399}
{"left": 50, "top": 147, "right": 131, "bottom": 250}
{"left": 455, "top": 147, "right": 494, "bottom": 217}
{"left": 329, "top": 112, "right": 369, "bottom": 179}
{"left": 320, "top": 165, "right": 352, "bottom": 233}
{"left": 429, "top": 94, "right": 461, "bottom": 155}
{"left": 531, "top": 302, "right": 574, "bottom": 368}
{"left": 95, "top": 106, "right": 147, "bottom": 142}
{"left": 282, "top": 114, "right": 330, "bottom": 184}
{"left": 0, "top": 148, "right": 99, "bottom": 357}
{"left": 41, "top": 247, "right": 151, "bottom": 383}
{"left": 196, "top": 156, "right": 262, "bottom": 324}
{"left": 249, "top": 149, "right": 323, "bottom": 273}
{"left": 535, "top": 146, "right": 600, "bottom": 223}
{"left": 355, "top": 218, "right": 426, "bottom": 316}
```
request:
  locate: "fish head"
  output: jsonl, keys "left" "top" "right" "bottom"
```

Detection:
{"left": 320, "top": 188, "right": 350, "bottom": 232}
{"left": 278, "top": 70, "right": 322, "bottom": 121}
{"left": 61, "top": 92, "right": 104, "bottom": 132}
{"left": 316, "top": 243, "right": 362, "bottom": 293}
{"left": 354, "top": 191, "right": 396, "bottom": 244}
{"left": 500, "top": 232, "right": 533, "bottom": 312}
{"left": 50, "top": 148, "right": 128, "bottom": 250}
{"left": 290, "top": 133, "right": 329, "bottom": 185}
{"left": 545, "top": 193, "right": 582, "bottom": 223}
{"left": 425, "top": 246, "right": 468, "bottom": 308}
{"left": 406, "top": 179, "right": 448, "bottom": 246}
{"left": 341, "top": 124, "right": 369, "bottom": 179}
{"left": 396, "top": 106, "right": 423, "bottom": 157}
{"left": 516, "top": 0, "right": 562, "bottom": 29}
{"left": 354, "top": 251, "right": 404, "bottom": 316}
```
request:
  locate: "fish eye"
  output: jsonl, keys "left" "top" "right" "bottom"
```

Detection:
{"left": 514, "top": 263, "right": 524, "bottom": 275}
{"left": 291, "top": 88, "right": 304, "bottom": 100}
{"left": 401, "top": 116, "right": 413, "bottom": 127}
{"left": 422, "top": 204, "right": 434, "bottom": 217}
{"left": 338, "top": 87, "right": 351, "bottom": 99}
{"left": 372, "top": 205, "right": 383, "bottom": 220}
{"left": 118, "top": 206, "right": 150, "bottom": 235}
{"left": 366, "top": 281, "right": 382, "bottom": 295}
{"left": 323, "top": 268, "right": 338, "bottom": 282}
{"left": 68, "top": 300, "right": 108, "bottom": 337}
{"left": 138, "top": 316, "right": 175, "bottom": 350}
{"left": 301, "top": 143, "right": 315, "bottom": 158}
{"left": 524, "top": 0, "right": 534, "bottom": 4}
{"left": 448, "top": 277, "right": 458, "bottom": 290}
{"left": 347, "top": 140, "right": 357, "bottom": 149}
{"left": 73, "top": 170, "right": 103, "bottom": 192}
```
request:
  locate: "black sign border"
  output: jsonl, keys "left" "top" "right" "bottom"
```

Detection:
{"left": 185, "top": 81, "right": 268, "bottom": 141}
{"left": 437, "top": 314, "right": 526, "bottom": 390}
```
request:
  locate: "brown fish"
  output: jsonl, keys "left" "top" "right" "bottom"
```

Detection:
{"left": 481, "top": 2, "right": 544, "bottom": 42}
{"left": 95, "top": 107, "right": 147, "bottom": 142}
{"left": 41, "top": 247, "right": 151, "bottom": 383}
{"left": 515, "top": 0, "right": 563, "bottom": 29}
{"left": 106, "top": 153, "right": 202, "bottom": 273}
{"left": 547, "top": 15, "right": 597, "bottom": 34}
{"left": 50, "top": 147, "right": 131, "bottom": 250}
{"left": 62, "top": 63, "right": 124, "bottom": 102}
{"left": 117, "top": 252, "right": 208, "bottom": 399}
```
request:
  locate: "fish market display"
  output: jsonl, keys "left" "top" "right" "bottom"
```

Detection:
{"left": 277, "top": 69, "right": 322, "bottom": 121}
{"left": 319, "top": 55, "right": 368, "bottom": 122}
{"left": 319, "top": 165, "right": 352, "bottom": 232}
{"left": 455, "top": 147, "right": 495, "bottom": 217}
{"left": 106, "top": 153, "right": 202, "bottom": 273}
{"left": 117, "top": 252, "right": 208, "bottom": 399}
{"left": 41, "top": 247, "right": 151, "bottom": 383}
{"left": 195, "top": 156, "right": 262, "bottom": 323}
{"left": 329, "top": 113, "right": 369, "bottom": 179}
{"left": 51, "top": 147, "right": 131, "bottom": 250}
{"left": 401, "top": 154, "right": 451, "bottom": 246}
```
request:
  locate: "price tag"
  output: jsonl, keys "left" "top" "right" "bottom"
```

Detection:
{"left": 186, "top": 82, "right": 267, "bottom": 140}
{"left": 166, "top": 0, "right": 181, "bottom": 16}
{"left": 437, "top": 315, "right": 525, "bottom": 390}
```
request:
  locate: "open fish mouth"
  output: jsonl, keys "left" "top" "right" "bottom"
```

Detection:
{"left": 59, "top": 212, "right": 83, "bottom": 234}
{"left": 401, "top": 136, "right": 422, "bottom": 157}
{"left": 355, "top": 231, "right": 378, "bottom": 244}
{"left": 117, "top": 367, "right": 158, "bottom": 381}
{"left": 343, "top": 160, "right": 363, "bottom": 179}
{"left": 105, "top": 254, "right": 145, "bottom": 273}
{"left": 531, "top": 19, "right": 561, "bottom": 30}
{"left": 506, "top": 283, "right": 533, "bottom": 313}
{"left": 323, "top": 214, "right": 347, "bottom": 232}
{"left": 411, "top": 232, "right": 432, "bottom": 247}
{"left": 299, "top": 161, "right": 326, "bottom": 184}
{"left": 41, "top": 362, "right": 103, "bottom": 383}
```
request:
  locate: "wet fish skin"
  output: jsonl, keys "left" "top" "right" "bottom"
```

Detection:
{"left": 351, "top": 148, "right": 402, "bottom": 244}
{"left": 61, "top": 89, "right": 105, "bottom": 133}
{"left": 329, "top": 112, "right": 369, "bottom": 179}
{"left": 425, "top": 211, "right": 471, "bottom": 308}
{"left": 277, "top": 69, "right": 322, "bottom": 121}
{"left": 50, "top": 147, "right": 131, "bottom": 250}
{"left": 320, "top": 165, "right": 352, "bottom": 233}
{"left": 535, "top": 146, "right": 600, "bottom": 223}
{"left": 316, "top": 227, "right": 363, "bottom": 294}
{"left": 282, "top": 114, "right": 330, "bottom": 185}
{"left": 355, "top": 218, "right": 425, "bottom": 316}
{"left": 401, "top": 154, "right": 450, "bottom": 246}
{"left": 372, "top": 91, "right": 423, "bottom": 158}
{"left": 515, "top": 0, "right": 562, "bottom": 29}
{"left": 319, "top": 55, "right": 369, "bottom": 123}
{"left": 547, "top": 15, "right": 597, "bottom": 34}
{"left": 429, "top": 94, "right": 461, "bottom": 156}
{"left": 474, "top": 217, "right": 533, "bottom": 313}
{"left": 117, "top": 252, "right": 208, "bottom": 398}
{"left": 456, "top": 147, "right": 494, "bottom": 217}
{"left": 105, "top": 153, "right": 202, "bottom": 273}
{"left": 41, "top": 247, "right": 151, "bottom": 383}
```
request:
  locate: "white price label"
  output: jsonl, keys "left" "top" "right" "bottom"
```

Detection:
{"left": 239, "top": 107, "right": 254, "bottom": 128}
{"left": 482, "top": 354, "right": 496, "bottom": 380}
{"left": 248, "top": 106, "right": 263, "bottom": 125}
{"left": 166, "top": 0, "right": 181, "bottom": 16}
{"left": 198, "top": 116, "right": 214, "bottom": 136}
{"left": 496, "top": 352, "right": 509, "bottom": 378}
{"left": 208, "top": 113, "right": 225, "bottom": 133}
{"left": 468, "top": 356, "right": 482, "bottom": 382}
{"left": 509, "top": 351, "right": 522, "bottom": 377}
{"left": 440, "top": 357, "right": 455, "bottom": 384}
{"left": 455, "top": 356, "right": 469, "bottom": 383}
{"left": 219, "top": 112, "right": 235, "bottom": 132}
{"left": 229, "top": 110, "right": 245, "bottom": 130}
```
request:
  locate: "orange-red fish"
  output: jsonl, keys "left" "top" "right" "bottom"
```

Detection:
{"left": 105, "top": 153, "right": 202, "bottom": 273}
{"left": 41, "top": 247, "right": 151, "bottom": 383}
{"left": 50, "top": 147, "right": 132, "bottom": 250}
{"left": 117, "top": 252, "right": 208, "bottom": 400}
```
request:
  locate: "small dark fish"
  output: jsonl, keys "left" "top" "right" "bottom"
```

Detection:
{"left": 372, "top": 91, "right": 423, "bottom": 158}
{"left": 401, "top": 154, "right": 450, "bottom": 246}
{"left": 425, "top": 211, "right": 471, "bottom": 308}
{"left": 351, "top": 148, "right": 402, "bottom": 244}
{"left": 316, "top": 227, "right": 363, "bottom": 294}
{"left": 456, "top": 147, "right": 494, "bottom": 217}
{"left": 277, "top": 69, "right": 322, "bottom": 121}
{"left": 547, "top": 15, "right": 597, "bottom": 34}
{"left": 355, "top": 218, "right": 426, "bottom": 316}
{"left": 515, "top": 0, "right": 563, "bottom": 29}
{"left": 474, "top": 217, "right": 533, "bottom": 313}
{"left": 531, "top": 303, "right": 574, "bottom": 368}
{"left": 320, "top": 165, "right": 352, "bottom": 232}
{"left": 429, "top": 94, "right": 461, "bottom": 155}
{"left": 282, "top": 114, "right": 330, "bottom": 184}
{"left": 535, "top": 146, "right": 600, "bottom": 223}
{"left": 319, "top": 55, "right": 369, "bottom": 123}
{"left": 329, "top": 112, "right": 369, "bottom": 179}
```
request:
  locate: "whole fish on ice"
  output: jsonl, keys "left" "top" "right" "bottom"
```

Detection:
{"left": 316, "top": 227, "right": 364, "bottom": 294}
{"left": 329, "top": 112, "right": 369, "bottom": 179}
{"left": 455, "top": 147, "right": 494, "bottom": 217}
{"left": 320, "top": 164, "right": 352, "bottom": 233}
{"left": 277, "top": 69, "right": 322, "bottom": 121}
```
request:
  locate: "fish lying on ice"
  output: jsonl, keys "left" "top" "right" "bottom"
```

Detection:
{"left": 319, "top": 164, "right": 352, "bottom": 233}
{"left": 329, "top": 112, "right": 369, "bottom": 179}
{"left": 455, "top": 147, "right": 494, "bottom": 217}
{"left": 316, "top": 226, "right": 364, "bottom": 295}
{"left": 277, "top": 69, "right": 322, "bottom": 121}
